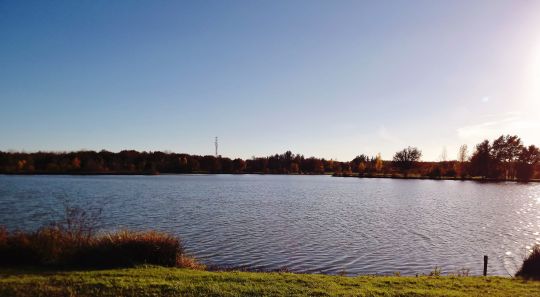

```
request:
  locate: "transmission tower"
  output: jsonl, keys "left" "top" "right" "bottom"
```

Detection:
{"left": 214, "top": 137, "right": 218, "bottom": 157}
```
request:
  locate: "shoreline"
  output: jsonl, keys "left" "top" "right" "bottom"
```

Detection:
{"left": 2, "top": 172, "right": 539, "bottom": 183}
{"left": 332, "top": 173, "right": 540, "bottom": 183}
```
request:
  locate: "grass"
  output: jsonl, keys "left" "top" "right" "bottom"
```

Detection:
{"left": 1, "top": 266, "right": 540, "bottom": 297}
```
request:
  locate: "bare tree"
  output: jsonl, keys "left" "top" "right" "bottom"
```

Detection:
{"left": 457, "top": 144, "right": 468, "bottom": 178}
{"left": 439, "top": 147, "right": 448, "bottom": 162}
{"left": 458, "top": 144, "right": 468, "bottom": 163}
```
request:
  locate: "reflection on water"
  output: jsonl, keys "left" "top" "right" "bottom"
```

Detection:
{"left": 1, "top": 174, "right": 539, "bottom": 276}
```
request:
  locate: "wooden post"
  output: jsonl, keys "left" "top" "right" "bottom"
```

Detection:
{"left": 483, "top": 255, "right": 488, "bottom": 276}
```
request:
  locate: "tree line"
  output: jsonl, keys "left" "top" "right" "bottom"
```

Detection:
{"left": 0, "top": 134, "right": 538, "bottom": 181}
{"left": 0, "top": 150, "right": 353, "bottom": 175}
{"left": 386, "top": 134, "right": 540, "bottom": 181}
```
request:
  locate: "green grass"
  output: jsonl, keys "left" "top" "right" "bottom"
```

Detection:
{"left": 1, "top": 267, "right": 539, "bottom": 297}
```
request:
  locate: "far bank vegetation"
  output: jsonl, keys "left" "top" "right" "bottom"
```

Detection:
{"left": 1, "top": 134, "right": 538, "bottom": 181}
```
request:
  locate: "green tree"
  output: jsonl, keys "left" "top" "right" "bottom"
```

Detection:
{"left": 491, "top": 135, "right": 523, "bottom": 179}
{"left": 469, "top": 140, "right": 493, "bottom": 178}
{"left": 516, "top": 145, "right": 540, "bottom": 181}
{"left": 392, "top": 147, "right": 422, "bottom": 176}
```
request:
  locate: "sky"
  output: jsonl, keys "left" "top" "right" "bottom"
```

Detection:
{"left": 1, "top": 0, "right": 539, "bottom": 161}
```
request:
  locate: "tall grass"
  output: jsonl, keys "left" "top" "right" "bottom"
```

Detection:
{"left": 516, "top": 245, "right": 540, "bottom": 279}
{"left": 0, "top": 226, "right": 203, "bottom": 269}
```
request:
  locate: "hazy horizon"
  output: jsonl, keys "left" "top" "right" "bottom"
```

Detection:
{"left": 1, "top": 1, "right": 539, "bottom": 161}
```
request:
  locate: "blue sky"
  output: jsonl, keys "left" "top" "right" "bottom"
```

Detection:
{"left": 1, "top": 1, "right": 539, "bottom": 161}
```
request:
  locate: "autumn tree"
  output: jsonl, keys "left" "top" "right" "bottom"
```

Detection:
{"left": 351, "top": 154, "right": 368, "bottom": 173}
{"left": 375, "top": 153, "right": 383, "bottom": 173}
{"left": 71, "top": 157, "right": 81, "bottom": 170}
{"left": 290, "top": 162, "right": 299, "bottom": 173}
{"left": 357, "top": 162, "right": 366, "bottom": 175}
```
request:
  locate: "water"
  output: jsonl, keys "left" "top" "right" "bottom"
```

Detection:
{"left": 1, "top": 174, "right": 539, "bottom": 276}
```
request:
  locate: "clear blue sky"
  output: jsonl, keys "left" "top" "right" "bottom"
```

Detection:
{"left": 1, "top": 0, "right": 539, "bottom": 161}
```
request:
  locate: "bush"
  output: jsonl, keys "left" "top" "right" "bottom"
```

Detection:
{"left": 516, "top": 245, "right": 540, "bottom": 279}
{"left": 428, "top": 166, "right": 442, "bottom": 178}
{"left": 445, "top": 168, "right": 457, "bottom": 177}
{"left": 75, "top": 231, "right": 182, "bottom": 268}
{"left": 0, "top": 226, "right": 200, "bottom": 269}
{"left": 0, "top": 227, "right": 69, "bottom": 266}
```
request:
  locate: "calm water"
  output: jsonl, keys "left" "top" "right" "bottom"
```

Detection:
{"left": 1, "top": 174, "right": 539, "bottom": 276}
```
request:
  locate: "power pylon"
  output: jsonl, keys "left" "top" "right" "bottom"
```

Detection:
{"left": 214, "top": 137, "right": 218, "bottom": 157}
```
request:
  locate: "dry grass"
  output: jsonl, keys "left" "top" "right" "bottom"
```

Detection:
{"left": 516, "top": 245, "right": 540, "bottom": 279}
{"left": 0, "top": 226, "right": 202, "bottom": 269}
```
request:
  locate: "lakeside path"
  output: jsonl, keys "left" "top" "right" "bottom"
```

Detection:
{"left": 1, "top": 267, "right": 539, "bottom": 297}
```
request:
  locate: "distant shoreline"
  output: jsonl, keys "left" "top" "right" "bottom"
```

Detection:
{"left": 2, "top": 171, "right": 539, "bottom": 183}
{"left": 333, "top": 173, "right": 540, "bottom": 183}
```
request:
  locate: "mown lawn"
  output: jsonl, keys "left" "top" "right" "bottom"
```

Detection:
{"left": 0, "top": 266, "right": 539, "bottom": 297}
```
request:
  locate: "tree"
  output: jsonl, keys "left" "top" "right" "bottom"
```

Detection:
{"left": 290, "top": 162, "right": 299, "bottom": 173}
{"left": 428, "top": 165, "right": 442, "bottom": 178}
{"left": 458, "top": 145, "right": 468, "bottom": 163}
{"left": 456, "top": 144, "right": 468, "bottom": 178}
{"left": 392, "top": 147, "right": 422, "bottom": 176}
{"left": 516, "top": 145, "right": 540, "bottom": 181}
{"left": 357, "top": 162, "right": 366, "bottom": 175}
{"left": 491, "top": 135, "right": 523, "bottom": 179}
{"left": 351, "top": 154, "right": 368, "bottom": 173}
{"left": 375, "top": 153, "right": 383, "bottom": 173}
{"left": 71, "top": 157, "right": 81, "bottom": 170}
{"left": 439, "top": 147, "right": 448, "bottom": 162}
{"left": 189, "top": 158, "right": 200, "bottom": 172}
{"left": 232, "top": 158, "right": 246, "bottom": 173}
{"left": 469, "top": 140, "right": 492, "bottom": 178}
{"left": 179, "top": 156, "right": 189, "bottom": 172}
{"left": 220, "top": 157, "right": 233, "bottom": 173}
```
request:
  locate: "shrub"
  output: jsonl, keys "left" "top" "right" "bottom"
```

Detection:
{"left": 0, "top": 227, "right": 67, "bottom": 266}
{"left": 177, "top": 254, "right": 206, "bottom": 270}
{"left": 429, "top": 266, "right": 441, "bottom": 276}
{"left": 516, "top": 245, "right": 540, "bottom": 279}
{"left": 445, "top": 168, "right": 457, "bottom": 177}
{"left": 0, "top": 227, "right": 200, "bottom": 269}
{"left": 428, "top": 166, "right": 442, "bottom": 178}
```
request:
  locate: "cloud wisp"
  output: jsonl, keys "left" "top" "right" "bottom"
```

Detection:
{"left": 457, "top": 112, "right": 539, "bottom": 141}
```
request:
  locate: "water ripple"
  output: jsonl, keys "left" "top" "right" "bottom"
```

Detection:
{"left": 1, "top": 175, "right": 539, "bottom": 276}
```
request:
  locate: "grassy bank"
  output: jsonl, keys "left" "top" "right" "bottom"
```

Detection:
{"left": 1, "top": 266, "right": 540, "bottom": 297}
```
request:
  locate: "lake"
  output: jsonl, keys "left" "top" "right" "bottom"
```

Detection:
{"left": 0, "top": 174, "right": 539, "bottom": 276}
